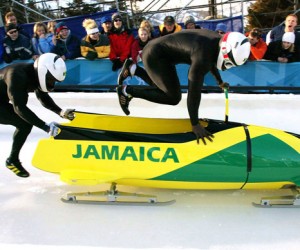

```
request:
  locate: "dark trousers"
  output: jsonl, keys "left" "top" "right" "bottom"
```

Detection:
{"left": 0, "top": 103, "right": 33, "bottom": 161}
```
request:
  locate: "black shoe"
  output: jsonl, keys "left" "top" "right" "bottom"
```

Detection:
{"left": 6, "top": 159, "right": 30, "bottom": 178}
{"left": 118, "top": 59, "right": 133, "bottom": 86}
{"left": 116, "top": 85, "right": 132, "bottom": 115}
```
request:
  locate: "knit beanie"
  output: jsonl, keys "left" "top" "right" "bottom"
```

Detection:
{"left": 112, "top": 13, "right": 122, "bottom": 22}
{"left": 282, "top": 32, "right": 295, "bottom": 43}
{"left": 55, "top": 21, "right": 68, "bottom": 34}
{"left": 82, "top": 19, "right": 99, "bottom": 35}
{"left": 184, "top": 16, "right": 195, "bottom": 26}
{"left": 5, "top": 23, "right": 18, "bottom": 34}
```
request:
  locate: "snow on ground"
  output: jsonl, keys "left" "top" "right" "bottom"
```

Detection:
{"left": 1, "top": 93, "right": 300, "bottom": 250}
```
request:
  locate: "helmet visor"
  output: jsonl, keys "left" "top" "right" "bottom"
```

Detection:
{"left": 45, "top": 70, "right": 57, "bottom": 91}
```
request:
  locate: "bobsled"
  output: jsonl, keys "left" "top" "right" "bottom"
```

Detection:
{"left": 32, "top": 111, "right": 300, "bottom": 206}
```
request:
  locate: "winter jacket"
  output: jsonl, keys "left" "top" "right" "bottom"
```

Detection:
{"left": 52, "top": 32, "right": 81, "bottom": 59}
{"left": 249, "top": 38, "right": 267, "bottom": 60}
{"left": 32, "top": 33, "right": 54, "bottom": 55}
{"left": 264, "top": 40, "right": 300, "bottom": 63}
{"left": 130, "top": 37, "right": 150, "bottom": 63}
{"left": 80, "top": 35, "right": 110, "bottom": 60}
{"left": 159, "top": 23, "right": 182, "bottom": 36}
{"left": 108, "top": 27, "right": 134, "bottom": 62}
{"left": 3, "top": 34, "right": 33, "bottom": 63}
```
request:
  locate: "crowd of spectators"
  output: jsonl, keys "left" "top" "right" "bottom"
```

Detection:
{"left": 1, "top": 11, "right": 300, "bottom": 67}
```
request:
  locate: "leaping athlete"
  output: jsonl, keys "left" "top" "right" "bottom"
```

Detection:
{"left": 117, "top": 29, "right": 250, "bottom": 144}
{"left": 0, "top": 53, "right": 75, "bottom": 177}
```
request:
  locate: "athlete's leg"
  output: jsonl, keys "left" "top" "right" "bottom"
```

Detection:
{"left": 127, "top": 56, "right": 182, "bottom": 105}
{"left": 0, "top": 103, "right": 32, "bottom": 177}
{"left": 134, "top": 65, "right": 154, "bottom": 86}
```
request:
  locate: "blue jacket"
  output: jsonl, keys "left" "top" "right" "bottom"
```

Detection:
{"left": 51, "top": 33, "right": 81, "bottom": 59}
{"left": 32, "top": 33, "right": 54, "bottom": 55}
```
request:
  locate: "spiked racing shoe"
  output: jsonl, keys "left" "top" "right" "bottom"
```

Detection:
{"left": 6, "top": 159, "right": 30, "bottom": 178}
{"left": 118, "top": 59, "right": 133, "bottom": 86}
{"left": 116, "top": 85, "right": 132, "bottom": 115}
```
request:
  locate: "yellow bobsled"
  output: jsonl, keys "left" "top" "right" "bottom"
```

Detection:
{"left": 32, "top": 111, "right": 300, "bottom": 206}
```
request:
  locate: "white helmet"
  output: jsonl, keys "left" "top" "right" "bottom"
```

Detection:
{"left": 34, "top": 53, "right": 66, "bottom": 92}
{"left": 217, "top": 32, "right": 250, "bottom": 71}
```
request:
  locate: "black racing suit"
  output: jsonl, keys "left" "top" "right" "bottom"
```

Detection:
{"left": 126, "top": 29, "right": 224, "bottom": 126}
{"left": 0, "top": 63, "right": 62, "bottom": 162}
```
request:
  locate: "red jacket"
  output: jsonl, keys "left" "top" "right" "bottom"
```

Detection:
{"left": 109, "top": 29, "right": 134, "bottom": 62}
{"left": 249, "top": 38, "right": 267, "bottom": 60}
{"left": 130, "top": 38, "right": 150, "bottom": 63}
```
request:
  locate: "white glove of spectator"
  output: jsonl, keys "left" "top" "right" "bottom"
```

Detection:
{"left": 60, "top": 109, "right": 75, "bottom": 120}
{"left": 48, "top": 122, "right": 60, "bottom": 137}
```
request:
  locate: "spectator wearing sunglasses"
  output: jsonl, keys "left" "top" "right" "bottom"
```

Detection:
{"left": 80, "top": 19, "right": 110, "bottom": 60}
{"left": 108, "top": 13, "right": 134, "bottom": 71}
{"left": 215, "top": 23, "right": 227, "bottom": 36}
{"left": 3, "top": 23, "right": 33, "bottom": 63}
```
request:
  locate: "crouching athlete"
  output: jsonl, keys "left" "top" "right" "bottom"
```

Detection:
{"left": 117, "top": 30, "right": 250, "bottom": 145}
{"left": 0, "top": 53, "right": 75, "bottom": 178}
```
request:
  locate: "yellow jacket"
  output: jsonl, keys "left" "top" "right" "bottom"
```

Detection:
{"left": 80, "top": 35, "right": 110, "bottom": 60}
{"left": 159, "top": 23, "right": 182, "bottom": 36}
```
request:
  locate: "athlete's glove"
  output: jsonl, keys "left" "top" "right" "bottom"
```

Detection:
{"left": 48, "top": 122, "right": 60, "bottom": 137}
{"left": 60, "top": 109, "right": 75, "bottom": 120}
{"left": 219, "top": 82, "right": 230, "bottom": 90}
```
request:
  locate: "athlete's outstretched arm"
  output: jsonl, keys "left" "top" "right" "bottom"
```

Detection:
{"left": 187, "top": 78, "right": 214, "bottom": 145}
{"left": 210, "top": 65, "right": 229, "bottom": 89}
{"left": 35, "top": 89, "right": 62, "bottom": 115}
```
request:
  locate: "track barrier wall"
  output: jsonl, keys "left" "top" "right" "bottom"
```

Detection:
{"left": 1, "top": 58, "right": 300, "bottom": 93}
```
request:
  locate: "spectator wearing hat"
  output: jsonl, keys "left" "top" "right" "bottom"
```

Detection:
{"left": 2, "top": 23, "right": 33, "bottom": 63}
{"left": 100, "top": 16, "right": 113, "bottom": 36}
{"left": 183, "top": 15, "right": 201, "bottom": 29}
{"left": 215, "top": 23, "right": 227, "bottom": 36}
{"left": 159, "top": 16, "right": 182, "bottom": 36}
{"left": 51, "top": 21, "right": 81, "bottom": 60}
{"left": 264, "top": 32, "right": 300, "bottom": 63}
{"left": 80, "top": 19, "right": 110, "bottom": 60}
{"left": 108, "top": 13, "right": 134, "bottom": 71}
{"left": 246, "top": 28, "right": 267, "bottom": 61}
